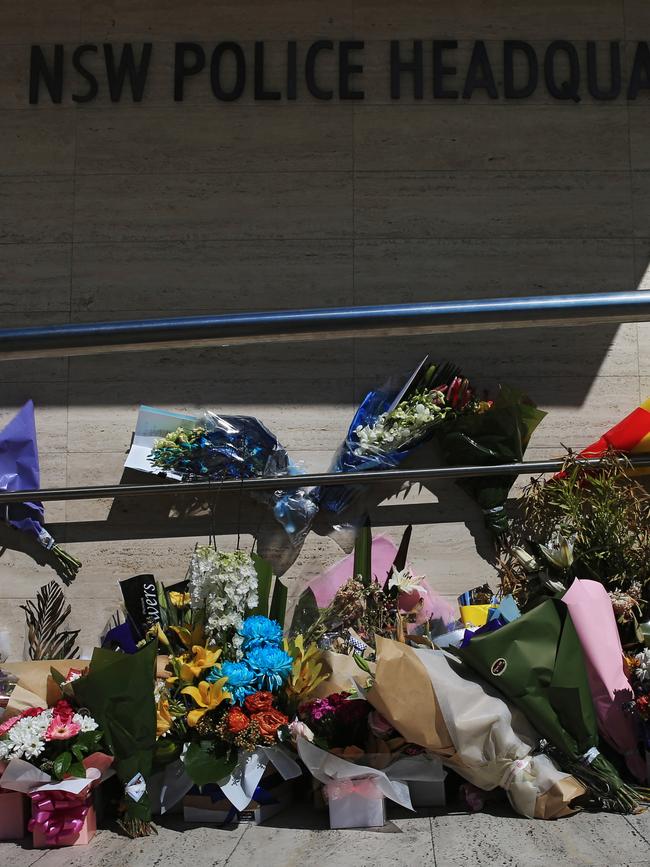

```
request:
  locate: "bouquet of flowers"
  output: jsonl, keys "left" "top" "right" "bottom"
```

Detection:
{"left": 624, "top": 648, "right": 650, "bottom": 776}
{"left": 457, "top": 598, "right": 650, "bottom": 812}
{"left": 295, "top": 526, "right": 456, "bottom": 662}
{"left": 0, "top": 681, "right": 113, "bottom": 847}
{"left": 433, "top": 385, "right": 546, "bottom": 535}
{"left": 314, "top": 358, "right": 481, "bottom": 532}
{"left": 145, "top": 409, "right": 317, "bottom": 543}
{"left": 0, "top": 401, "right": 80, "bottom": 584}
{"left": 70, "top": 641, "right": 159, "bottom": 838}
{"left": 499, "top": 453, "right": 650, "bottom": 635}
{"left": 0, "top": 699, "right": 103, "bottom": 777}
{"left": 562, "top": 578, "right": 646, "bottom": 781}
{"left": 368, "top": 637, "right": 587, "bottom": 819}
{"left": 137, "top": 546, "right": 327, "bottom": 814}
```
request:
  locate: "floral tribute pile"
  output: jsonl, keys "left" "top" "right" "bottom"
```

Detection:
{"left": 1, "top": 387, "right": 650, "bottom": 846}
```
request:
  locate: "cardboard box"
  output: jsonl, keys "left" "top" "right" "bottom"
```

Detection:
{"left": 183, "top": 780, "right": 292, "bottom": 825}
{"left": 0, "top": 790, "right": 27, "bottom": 839}
{"left": 325, "top": 778, "right": 386, "bottom": 829}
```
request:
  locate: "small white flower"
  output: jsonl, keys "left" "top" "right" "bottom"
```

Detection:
{"left": 387, "top": 567, "right": 422, "bottom": 595}
{"left": 636, "top": 649, "right": 650, "bottom": 682}
{"left": 73, "top": 713, "right": 99, "bottom": 732}
{"left": 539, "top": 532, "right": 575, "bottom": 571}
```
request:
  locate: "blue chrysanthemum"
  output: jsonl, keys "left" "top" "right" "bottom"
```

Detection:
{"left": 246, "top": 645, "right": 293, "bottom": 691}
{"left": 239, "top": 615, "right": 283, "bottom": 651}
{"left": 207, "top": 660, "right": 256, "bottom": 705}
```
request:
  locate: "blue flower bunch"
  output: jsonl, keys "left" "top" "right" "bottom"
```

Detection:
{"left": 207, "top": 660, "right": 256, "bottom": 704}
{"left": 239, "top": 615, "right": 283, "bottom": 650}
{"left": 207, "top": 616, "right": 293, "bottom": 704}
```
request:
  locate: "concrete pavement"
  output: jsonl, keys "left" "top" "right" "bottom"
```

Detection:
{"left": 2, "top": 800, "right": 649, "bottom": 867}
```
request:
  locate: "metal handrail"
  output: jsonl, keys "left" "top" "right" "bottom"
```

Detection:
{"left": 1, "top": 291, "right": 649, "bottom": 359}
{"left": 1, "top": 456, "right": 649, "bottom": 504}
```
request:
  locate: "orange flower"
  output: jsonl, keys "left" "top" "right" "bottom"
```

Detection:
{"left": 226, "top": 707, "right": 250, "bottom": 734}
{"left": 244, "top": 691, "right": 274, "bottom": 714}
{"left": 251, "top": 708, "right": 288, "bottom": 739}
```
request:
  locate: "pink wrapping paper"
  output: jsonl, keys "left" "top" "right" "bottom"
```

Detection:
{"left": 0, "top": 790, "right": 27, "bottom": 839}
{"left": 563, "top": 578, "right": 646, "bottom": 781}
{"left": 308, "top": 535, "right": 456, "bottom": 629}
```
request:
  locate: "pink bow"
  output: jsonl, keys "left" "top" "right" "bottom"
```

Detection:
{"left": 28, "top": 791, "right": 90, "bottom": 846}
{"left": 326, "top": 778, "right": 383, "bottom": 801}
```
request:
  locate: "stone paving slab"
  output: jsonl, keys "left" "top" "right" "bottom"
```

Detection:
{"left": 1, "top": 804, "right": 649, "bottom": 867}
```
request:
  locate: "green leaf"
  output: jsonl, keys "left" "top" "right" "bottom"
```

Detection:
{"left": 72, "top": 744, "right": 85, "bottom": 761}
{"left": 68, "top": 761, "right": 87, "bottom": 779}
{"left": 52, "top": 751, "right": 72, "bottom": 780}
{"left": 353, "top": 653, "right": 372, "bottom": 674}
{"left": 249, "top": 553, "right": 273, "bottom": 617}
{"left": 289, "top": 589, "right": 321, "bottom": 635}
{"left": 74, "top": 731, "right": 96, "bottom": 750}
{"left": 269, "top": 577, "right": 288, "bottom": 629}
{"left": 353, "top": 521, "right": 373, "bottom": 587}
{"left": 184, "top": 741, "right": 237, "bottom": 787}
{"left": 49, "top": 667, "right": 65, "bottom": 687}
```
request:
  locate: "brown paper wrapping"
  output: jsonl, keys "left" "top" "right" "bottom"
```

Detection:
{"left": 2, "top": 659, "right": 87, "bottom": 709}
{"left": 367, "top": 637, "right": 584, "bottom": 819}
{"left": 3, "top": 684, "right": 47, "bottom": 719}
{"left": 534, "top": 777, "right": 588, "bottom": 819}
{"left": 367, "top": 637, "right": 456, "bottom": 758}
{"left": 310, "top": 651, "right": 375, "bottom": 699}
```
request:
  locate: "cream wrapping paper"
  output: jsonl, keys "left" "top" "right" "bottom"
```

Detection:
{"left": 368, "top": 637, "right": 586, "bottom": 819}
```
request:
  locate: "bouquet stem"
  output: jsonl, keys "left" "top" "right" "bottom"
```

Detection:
{"left": 117, "top": 817, "right": 158, "bottom": 838}
{"left": 544, "top": 743, "right": 650, "bottom": 813}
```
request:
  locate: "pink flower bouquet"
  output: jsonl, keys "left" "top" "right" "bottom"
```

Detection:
{"left": 562, "top": 578, "right": 646, "bottom": 781}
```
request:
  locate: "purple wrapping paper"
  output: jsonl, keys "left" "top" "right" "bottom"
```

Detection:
{"left": 0, "top": 401, "right": 48, "bottom": 542}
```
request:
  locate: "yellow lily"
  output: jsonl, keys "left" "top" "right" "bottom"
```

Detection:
{"left": 181, "top": 678, "right": 230, "bottom": 727}
{"left": 156, "top": 697, "right": 173, "bottom": 738}
{"left": 179, "top": 645, "right": 221, "bottom": 682}
{"left": 170, "top": 623, "right": 205, "bottom": 650}
{"left": 283, "top": 635, "right": 329, "bottom": 704}
{"left": 148, "top": 622, "right": 170, "bottom": 648}
{"left": 168, "top": 591, "right": 191, "bottom": 607}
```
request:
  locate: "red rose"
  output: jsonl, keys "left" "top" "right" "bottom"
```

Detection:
{"left": 226, "top": 708, "right": 250, "bottom": 734}
{"left": 53, "top": 700, "right": 75, "bottom": 720}
{"left": 244, "top": 691, "right": 274, "bottom": 714}
{"left": 251, "top": 708, "right": 288, "bottom": 739}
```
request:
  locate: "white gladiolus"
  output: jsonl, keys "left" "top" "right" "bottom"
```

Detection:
{"left": 188, "top": 547, "right": 259, "bottom": 644}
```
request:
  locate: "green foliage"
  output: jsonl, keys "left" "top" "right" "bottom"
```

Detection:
{"left": 250, "top": 553, "right": 273, "bottom": 617}
{"left": 501, "top": 453, "right": 650, "bottom": 614}
{"left": 353, "top": 521, "right": 373, "bottom": 587}
{"left": 269, "top": 577, "right": 288, "bottom": 628}
{"left": 184, "top": 740, "right": 237, "bottom": 787}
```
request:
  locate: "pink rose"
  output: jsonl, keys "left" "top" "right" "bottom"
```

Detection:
{"left": 288, "top": 720, "right": 314, "bottom": 743}
{"left": 368, "top": 710, "right": 394, "bottom": 739}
